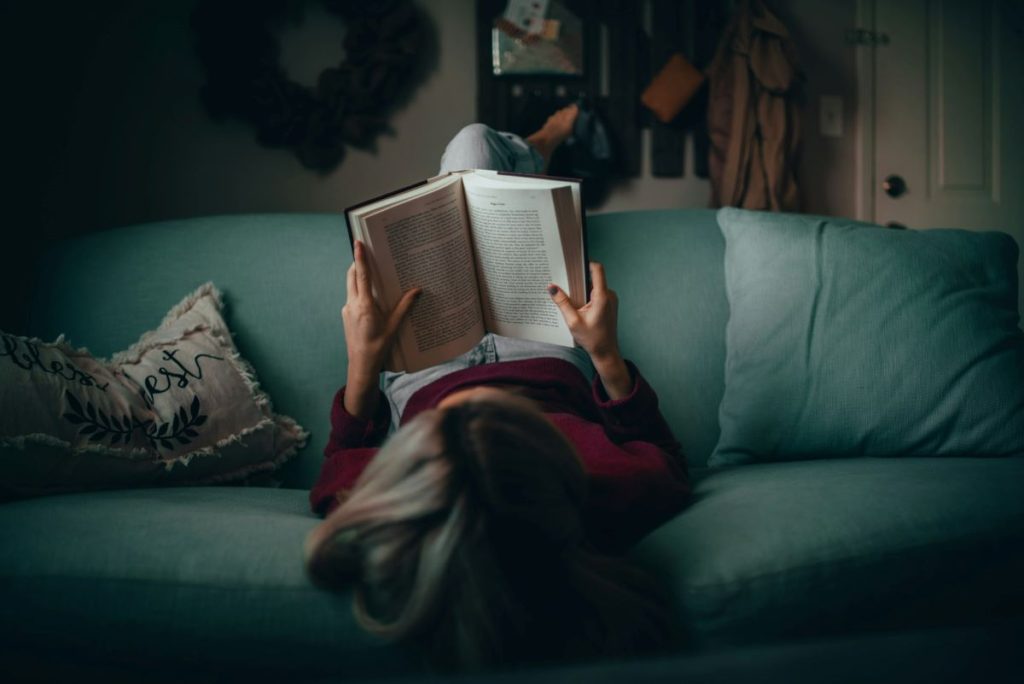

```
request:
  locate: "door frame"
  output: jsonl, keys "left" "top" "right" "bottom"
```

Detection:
{"left": 854, "top": 0, "right": 876, "bottom": 223}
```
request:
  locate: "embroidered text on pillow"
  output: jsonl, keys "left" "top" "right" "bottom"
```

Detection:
{"left": 121, "top": 348, "right": 226, "bottom": 409}
{"left": 1, "top": 333, "right": 109, "bottom": 391}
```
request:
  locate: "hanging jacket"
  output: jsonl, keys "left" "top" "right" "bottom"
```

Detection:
{"left": 706, "top": 0, "right": 802, "bottom": 211}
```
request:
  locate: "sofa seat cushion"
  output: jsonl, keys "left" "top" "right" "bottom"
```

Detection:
{"left": 6, "top": 462, "right": 1023, "bottom": 675}
{"left": 0, "top": 487, "right": 418, "bottom": 679}
{"left": 633, "top": 457, "right": 1024, "bottom": 647}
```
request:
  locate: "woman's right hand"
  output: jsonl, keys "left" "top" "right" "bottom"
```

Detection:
{"left": 548, "top": 262, "right": 633, "bottom": 399}
{"left": 342, "top": 240, "right": 420, "bottom": 418}
{"left": 343, "top": 241, "right": 420, "bottom": 381}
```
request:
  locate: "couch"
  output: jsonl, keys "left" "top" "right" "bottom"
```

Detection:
{"left": 2, "top": 209, "right": 1023, "bottom": 682}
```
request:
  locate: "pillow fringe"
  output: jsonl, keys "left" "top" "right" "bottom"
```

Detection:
{"left": 2, "top": 433, "right": 153, "bottom": 458}
{"left": 192, "top": 417, "right": 310, "bottom": 485}
{"left": 105, "top": 284, "right": 274, "bottom": 413}
{"left": 160, "top": 282, "right": 225, "bottom": 324}
{"left": 108, "top": 282, "right": 226, "bottom": 366}
{"left": 2, "top": 415, "right": 308, "bottom": 484}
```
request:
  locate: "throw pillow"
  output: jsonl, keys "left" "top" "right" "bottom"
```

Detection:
{"left": 0, "top": 283, "right": 308, "bottom": 498}
{"left": 711, "top": 207, "right": 1024, "bottom": 466}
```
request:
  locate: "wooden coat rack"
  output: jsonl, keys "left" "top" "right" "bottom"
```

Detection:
{"left": 476, "top": 0, "right": 727, "bottom": 185}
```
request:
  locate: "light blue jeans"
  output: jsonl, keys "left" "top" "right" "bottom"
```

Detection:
{"left": 436, "top": 123, "right": 545, "bottom": 175}
{"left": 380, "top": 123, "right": 593, "bottom": 428}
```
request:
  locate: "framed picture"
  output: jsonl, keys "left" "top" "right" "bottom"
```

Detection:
{"left": 491, "top": 0, "right": 584, "bottom": 76}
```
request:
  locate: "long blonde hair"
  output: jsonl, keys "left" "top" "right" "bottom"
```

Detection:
{"left": 304, "top": 394, "right": 675, "bottom": 670}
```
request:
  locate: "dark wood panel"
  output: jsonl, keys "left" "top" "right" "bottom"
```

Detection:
{"left": 476, "top": 1, "right": 729, "bottom": 186}
{"left": 602, "top": 0, "right": 642, "bottom": 177}
{"left": 649, "top": 0, "right": 687, "bottom": 177}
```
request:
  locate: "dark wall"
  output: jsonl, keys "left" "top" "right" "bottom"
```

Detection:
{"left": 0, "top": 0, "right": 460, "bottom": 335}
{"left": 1, "top": 3, "right": 136, "bottom": 331}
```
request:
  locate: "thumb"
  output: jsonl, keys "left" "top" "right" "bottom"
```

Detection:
{"left": 387, "top": 287, "right": 421, "bottom": 335}
{"left": 547, "top": 284, "right": 580, "bottom": 327}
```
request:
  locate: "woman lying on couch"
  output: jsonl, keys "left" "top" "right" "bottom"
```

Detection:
{"left": 303, "top": 107, "right": 691, "bottom": 671}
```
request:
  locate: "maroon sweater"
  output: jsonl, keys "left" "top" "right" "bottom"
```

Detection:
{"left": 309, "top": 358, "right": 690, "bottom": 552}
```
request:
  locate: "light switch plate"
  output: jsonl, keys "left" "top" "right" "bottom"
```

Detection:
{"left": 820, "top": 95, "right": 843, "bottom": 137}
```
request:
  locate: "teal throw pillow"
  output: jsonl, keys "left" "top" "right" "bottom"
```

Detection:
{"left": 710, "top": 208, "right": 1024, "bottom": 466}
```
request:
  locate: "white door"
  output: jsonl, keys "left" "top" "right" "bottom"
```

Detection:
{"left": 859, "top": 0, "right": 1024, "bottom": 310}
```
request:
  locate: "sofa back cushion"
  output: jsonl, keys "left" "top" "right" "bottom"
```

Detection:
{"left": 30, "top": 210, "right": 729, "bottom": 487}
{"left": 587, "top": 210, "right": 728, "bottom": 469}
{"left": 711, "top": 208, "right": 1024, "bottom": 466}
{"left": 31, "top": 215, "right": 347, "bottom": 488}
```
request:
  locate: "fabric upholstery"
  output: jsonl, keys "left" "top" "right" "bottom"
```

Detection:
{"left": 4, "top": 457, "right": 1023, "bottom": 675}
{"left": 588, "top": 209, "right": 728, "bottom": 469}
{"left": 634, "top": 456, "right": 1024, "bottom": 646}
{"left": 30, "top": 216, "right": 349, "bottom": 488}
{"left": 0, "top": 487, "right": 417, "bottom": 679}
{"left": 712, "top": 208, "right": 1024, "bottom": 467}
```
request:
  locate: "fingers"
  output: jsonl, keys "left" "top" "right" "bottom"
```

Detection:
{"left": 386, "top": 287, "right": 422, "bottom": 336}
{"left": 547, "top": 284, "right": 580, "bottom": 327}
{"left": 346, "top": 263, "right": 357, "bottom": 301}
{"left": 354, "top": 241, "right": 372, "bottom": 297}
{"left": 589, "top": 261, "right": 607, "bottom": 295}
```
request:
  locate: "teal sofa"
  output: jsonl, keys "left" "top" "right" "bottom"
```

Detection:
{"left": 2, "top": 210, "right": 1023, "bottom": 682}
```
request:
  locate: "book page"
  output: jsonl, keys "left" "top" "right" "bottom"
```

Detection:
{"left": 473, "top": 170, "right": 582, "bottom": 234}
{"left": 461, "top": 173, "right": 574, "bottom": 346}
{"left": 356, "top": 180, "right": 485, "bottom": 372}
{"left": 466, "top": 171, "right": 585, "bottom": 308}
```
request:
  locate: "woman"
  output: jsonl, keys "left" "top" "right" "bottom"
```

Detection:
{"left": 304, "top": 108, "right": 691, "bottom": 670}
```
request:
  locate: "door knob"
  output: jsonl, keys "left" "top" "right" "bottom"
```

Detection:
{"left": 883, "top": 175, "right": 906, "bottom": 198}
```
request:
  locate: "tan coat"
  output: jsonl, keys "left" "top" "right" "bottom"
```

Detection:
{"left": 707, "top": 0, "right": 802, "bottom": 211}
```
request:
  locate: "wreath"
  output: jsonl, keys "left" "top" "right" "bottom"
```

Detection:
{"left": 191, "top": 0, "right": 432, "bottom": 173}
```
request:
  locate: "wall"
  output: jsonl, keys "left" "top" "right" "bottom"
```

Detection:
{"left": 12, "top": 0, "right": 478, "bottom": 241}
{"left": 0, "top": 0, "right": 858, "bottom": 331}
{"left": 774, "top": 0, "right": 859, "bottom": 219}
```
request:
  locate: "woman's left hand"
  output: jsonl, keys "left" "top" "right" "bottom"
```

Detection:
{"left": 548, "top": 262, "right": 633, "bottom": 399}
{"left": 342, "top": 241, "right": 420, "bottom": 414}
{"left": 548, "top": 262, "right": 621, "bottom": 364}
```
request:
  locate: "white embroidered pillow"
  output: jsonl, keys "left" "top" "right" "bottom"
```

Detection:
{"left": 0, "top": 283, "right": 307, "bottom": 498}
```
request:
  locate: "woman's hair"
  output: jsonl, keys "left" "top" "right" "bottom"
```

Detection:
{"left": 304, "top": 393, "right": 676, "bottom": 670}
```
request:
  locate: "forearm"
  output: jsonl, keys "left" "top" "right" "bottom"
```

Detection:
{"left": 591, "top": 350, "right": 633, "bottom": 400}
{"left": 591, "top": 361, "right": 684, "bottom": 465}
{"left": 342, "top": 367, "right": 382, "bottom": 419}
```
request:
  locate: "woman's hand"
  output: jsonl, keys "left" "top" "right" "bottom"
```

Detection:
{"left": 342, "top": 241, "right": 420, "bottom": 417}
{"left": 548, "top": 262, "right": 633, "bottom": 399}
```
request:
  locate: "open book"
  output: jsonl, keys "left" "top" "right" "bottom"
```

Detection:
{"left": 345, "top": 169, "right": 587, "bottom": 373}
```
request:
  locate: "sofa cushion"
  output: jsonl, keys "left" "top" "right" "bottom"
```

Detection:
{"left": 30, "top": 216, "right": 350, "bottom": 489}
{"left": 5, "top": 460, "right": 1022, "bottom": 676}
{"left": 588, "top": 209, "right": 728, "bottom": 469}
{"left": 633, "top": 457, "right": 1024, "bottom": 646}
{"left": 0, "top": 487, "right": 420, "bottom": 679}
{"left": 2, "top": 284, "right": 307, "bottom": 498}
{"left": 711, "top": 208, "right": 1024, "bottom": 466}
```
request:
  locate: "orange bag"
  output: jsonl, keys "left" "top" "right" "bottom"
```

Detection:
{"left": 641, "top": 53, "right": 706, "bottom": 123}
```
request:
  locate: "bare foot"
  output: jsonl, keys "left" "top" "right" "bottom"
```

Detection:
{"left": 525, "top": 103, "right": 579, "bottom": 170}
